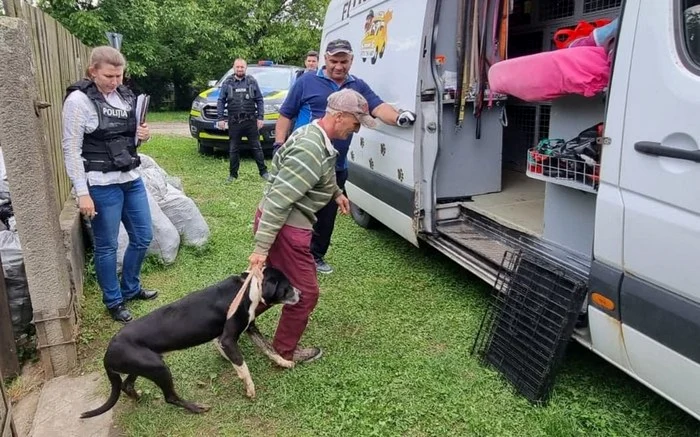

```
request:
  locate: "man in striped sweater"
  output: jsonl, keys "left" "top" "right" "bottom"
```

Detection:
{"left": 248, "top": 89, "right": 376, "bottom": 363}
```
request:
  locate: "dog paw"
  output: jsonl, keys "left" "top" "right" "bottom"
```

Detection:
{"left": 188, "top": 403, "right": 211, "bottom": 414}
{"left": 245, "top": 384, "right": 256, "bottom": 399}
{"left": 276, "top": 358, "right": 295, "bottom": 369}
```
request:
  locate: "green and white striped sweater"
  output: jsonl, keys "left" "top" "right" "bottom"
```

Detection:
{"left": 254, "top": 121, "right": 342, "bottom": 255}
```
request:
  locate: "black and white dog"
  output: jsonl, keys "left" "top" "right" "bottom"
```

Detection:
{"left": 80, "top": 267, "right": 299, "bottom": 418}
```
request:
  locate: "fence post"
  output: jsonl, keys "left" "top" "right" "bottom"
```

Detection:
{"left": 0, "top": 17, "right": 78, "bottom": 378}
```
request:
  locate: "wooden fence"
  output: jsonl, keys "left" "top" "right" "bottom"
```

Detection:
{"left": 3, "top": 0, "right": 91, "bottom": 209}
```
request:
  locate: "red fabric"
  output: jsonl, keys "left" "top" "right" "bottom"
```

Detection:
{"left": 488, "top": 46, "right": 611, "bottom": 102}
{"left": 253, "top": 208, "right": 319, "bottom": 360}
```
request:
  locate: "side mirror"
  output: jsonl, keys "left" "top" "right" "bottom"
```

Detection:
{"left": 207, "top": 80, "right": 218, "bottom": 88}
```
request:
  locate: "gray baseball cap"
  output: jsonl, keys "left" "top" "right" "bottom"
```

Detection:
{"left": 327, "top": 89, "right": 377, "bottom": 128}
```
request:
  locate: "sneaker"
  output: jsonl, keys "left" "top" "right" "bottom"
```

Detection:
{"left": 226, "top": 176, "right": 236, "bottom": 183}
{"left": 315, "top": 259, "right": 333, "bottom": 274}
{"left": 108, "top": 304, "right": 132, "bottom": 323}
{"left": 261, "top": 172, "right": 271, "bottom": 182}
{"left": 293, "top": 346, "right": 323, "bottom": 364}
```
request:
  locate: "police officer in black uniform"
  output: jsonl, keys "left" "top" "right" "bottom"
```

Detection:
{"left": 216, "top": 58, "right": 270, "bottom": 183}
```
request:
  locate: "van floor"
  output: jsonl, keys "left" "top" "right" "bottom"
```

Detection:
{"left": 463, "top": 170, "right": 545, "bottom": 236}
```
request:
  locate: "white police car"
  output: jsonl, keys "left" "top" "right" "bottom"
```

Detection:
{"left": 189, "top": 61, "right": 302, "bottom": 155}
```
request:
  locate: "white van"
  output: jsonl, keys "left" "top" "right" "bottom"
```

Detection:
{"left": 321, "top": 0, "right": 700, "bottom": 420}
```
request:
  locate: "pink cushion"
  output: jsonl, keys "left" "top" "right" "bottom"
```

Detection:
{"left": 487, "top": 46, "right": 611, "bottom": 102}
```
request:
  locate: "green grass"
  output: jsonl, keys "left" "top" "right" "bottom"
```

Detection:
{"left": 77, "top": 135, "right": 700, "bottom": 437}
{"left": 146, "top": 111, "right": 190, "bottom": 123}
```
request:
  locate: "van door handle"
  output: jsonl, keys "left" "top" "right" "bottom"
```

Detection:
{"left": 634, "top": 141, "right": 700, "bottom": 163}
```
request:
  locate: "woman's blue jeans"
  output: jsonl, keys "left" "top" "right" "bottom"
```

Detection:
{"left": 88, "top": 177, "right": 152, "bottom": 309}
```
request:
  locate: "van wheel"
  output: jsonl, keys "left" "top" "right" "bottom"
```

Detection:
{"left": 362, "top": 57, "right": 367, "bottom": 63}
{"left": 379, "top": 47, "right": 385, "bottom": 58}
{"left": 371, "top": 53, "right": 377, "bottom": 64}
{"left": 350, "top": 201, "right": 377, "bottom": 229}
{"left": 198, "top": 141, "right": 213, "bottom": 155}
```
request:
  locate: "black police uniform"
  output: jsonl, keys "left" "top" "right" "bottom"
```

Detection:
{"left": 216, "top": 74, "right": 268, "bottom": 179}
{"left": 65, "top": 80, "right": 140, "bottom": 173}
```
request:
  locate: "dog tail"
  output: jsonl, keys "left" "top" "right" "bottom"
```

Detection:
{"left": 80, "top": 366, "right": 122, "bottom": 418}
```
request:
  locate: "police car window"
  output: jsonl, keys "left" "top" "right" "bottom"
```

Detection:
{"left": 683, "top": 0, "right": 700, "bottom": 67}
{"left": 217, "top": 68, "right": 291, "bottom": 90}
{"left": 250, "top": 70, "right": 291, "bottom": 90}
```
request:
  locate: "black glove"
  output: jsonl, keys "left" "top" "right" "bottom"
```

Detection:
{"left": 272, "top": 142, "right": 283, "bottom": 156}
{"left": 396, "top": 110, "right": 416, "bottom": 127}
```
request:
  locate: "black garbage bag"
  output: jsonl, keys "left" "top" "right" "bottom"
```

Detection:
{"left": 0, "top": 230, "right": 33, "bottom": 339}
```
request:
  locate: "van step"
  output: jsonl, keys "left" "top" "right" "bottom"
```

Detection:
{"left": 436, "top": 207, "right": 591, "bottom": 280}
{"left": 471, "top": 250, "right": 588, "bottom": 404}
{"left": 436, "top": 218, "right": 511, "bottom": 266}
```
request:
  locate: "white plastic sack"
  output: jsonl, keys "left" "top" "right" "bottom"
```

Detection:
{"left": 117, "top": 189, "right": 180, "bottom": 268}
{"left": 159, "top": 184, "right": 209, "bottom": 247}
{"left": 116, "top": 223, "right": 129, "bottom": 274}
{"left": 146, "top": 189, "right": 180, "bottom": 264}
{"left": 140, "top": 167, "right": 169, "bottom": 203}
{"left": 0, "top": 148, "right": 10, "bottom": 200}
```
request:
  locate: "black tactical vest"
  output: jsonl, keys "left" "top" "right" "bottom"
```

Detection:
{"left": 64, "top": 80, "right": 139, "bottom": 173}
{"left": 224, "top": 75, "right": 258, "bottom": 120}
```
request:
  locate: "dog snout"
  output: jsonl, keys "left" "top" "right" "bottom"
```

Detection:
{"left": 285, "top": 288, "right": 301, "bottom": 305}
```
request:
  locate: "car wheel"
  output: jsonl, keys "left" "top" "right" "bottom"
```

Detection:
{"left": 350, "top": 201, "right": 377, "bottom": 229}
{"left": 198, "top": 141, "right": 214, "bottom": 155}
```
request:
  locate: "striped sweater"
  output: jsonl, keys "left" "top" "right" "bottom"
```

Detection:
{"left": 254, "top": 121, "right": 342, "bottom": 255}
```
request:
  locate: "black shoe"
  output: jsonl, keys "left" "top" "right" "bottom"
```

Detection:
{"left": 109, "top": 305, "right": 133, "bottom": 323}
{"left": 127, "top": 288, "right": 159, "bottom": 301}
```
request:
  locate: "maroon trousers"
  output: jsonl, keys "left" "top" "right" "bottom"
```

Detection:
{"left": 253, "top": 209, "right": 319, "bottom": 360}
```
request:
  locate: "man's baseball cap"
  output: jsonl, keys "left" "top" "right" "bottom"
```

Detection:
{"left": 325, "top": 39, "right": 353, "bottom": 55}
{"left": 327, "top": 89, "right": 377, "bottom": 129}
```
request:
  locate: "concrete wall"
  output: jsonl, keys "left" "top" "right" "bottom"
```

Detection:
{"left": 0, "top": 17, "right": 79, "bottom": 377}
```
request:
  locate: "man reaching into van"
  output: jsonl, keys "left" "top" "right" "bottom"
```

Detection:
{"left": 248, "top": 89, "right": 377, "bottom": 363}
{"left": 273, "top": 39, "right": 416, "bottom": 274}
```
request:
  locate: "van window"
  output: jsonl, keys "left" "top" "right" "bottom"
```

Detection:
{"left": 682, "top": 0, "right": 700, "bottom": 67}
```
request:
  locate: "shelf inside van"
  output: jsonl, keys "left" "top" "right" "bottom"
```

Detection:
{"left": 525, "top": 148, "right": 599, "bottom": 194}
{"left": 442, "top": 90, "right": 508, "bottom": 104}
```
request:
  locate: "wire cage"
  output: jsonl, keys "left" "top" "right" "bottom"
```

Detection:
{"left": 471, "top": 250, "right": 588, "bottom": 404}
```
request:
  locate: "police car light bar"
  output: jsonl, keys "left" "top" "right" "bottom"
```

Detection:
{"left": 258, "top": 60, "right": 274, "bottom": 66}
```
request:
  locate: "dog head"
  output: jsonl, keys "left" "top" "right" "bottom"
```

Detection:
{"left": 257, "top": 266, "right": 300, "bottom": 306}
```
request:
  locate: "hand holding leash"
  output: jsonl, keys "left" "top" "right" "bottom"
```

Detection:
{"left": 248, "top": 253, "right": 266, "bottom": 271}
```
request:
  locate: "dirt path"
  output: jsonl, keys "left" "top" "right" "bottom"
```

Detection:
{"left": 147, "top": 121, "right": 191, "bottom": 137}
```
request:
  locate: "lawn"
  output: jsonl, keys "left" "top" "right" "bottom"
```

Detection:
{"left": 77, "top": 134, "right": 699, "bottom": 437}
{"left": 146, "top": 111, "right": 190, "bottom": 123}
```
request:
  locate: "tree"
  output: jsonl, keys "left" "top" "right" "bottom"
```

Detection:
{"left": 40, "top": 0, "right": 330, "bottom": 109}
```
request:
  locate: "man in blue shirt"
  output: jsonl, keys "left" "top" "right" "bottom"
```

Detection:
{"left": 273, "top": 39, "right": 416, "bottom": 274}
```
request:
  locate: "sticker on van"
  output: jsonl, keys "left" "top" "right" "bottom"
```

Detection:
{"left": 361, "top": 9, "right": 393, "bottom": 65}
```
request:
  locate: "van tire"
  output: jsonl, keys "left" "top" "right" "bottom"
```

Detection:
{"left": 350, "top": 201, "right": 377, "bottom": 229}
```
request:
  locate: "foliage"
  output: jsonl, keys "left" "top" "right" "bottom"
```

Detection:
{"left": 39, "top": 0, "right": 330, "bottom": 109}
{"left": 76, "top": 130, "right": 700, "bottom": 437}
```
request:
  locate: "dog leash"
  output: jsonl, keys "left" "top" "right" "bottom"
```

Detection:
{"left": 226, "top": 266, "right": 264, "bottom": 320}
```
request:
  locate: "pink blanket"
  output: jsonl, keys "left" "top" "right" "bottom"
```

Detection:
{"left": 487, "top": 46, "right": 611, "bottom": 102}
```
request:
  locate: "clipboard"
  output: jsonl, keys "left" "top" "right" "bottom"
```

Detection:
{"left": 135, "top": 94, "right": 150, "bottom": 146}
